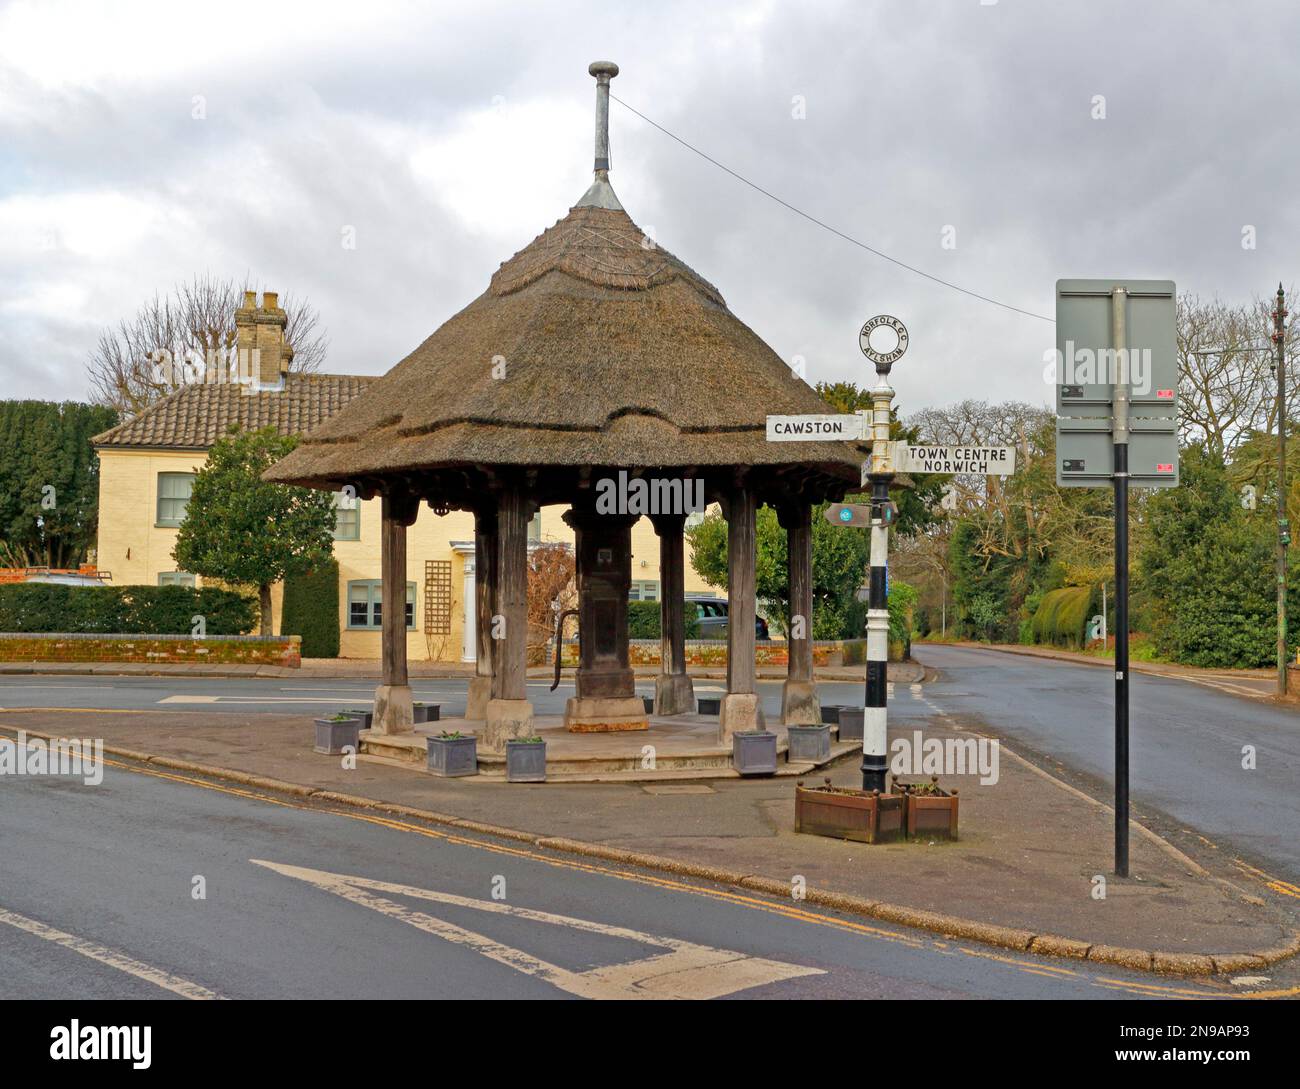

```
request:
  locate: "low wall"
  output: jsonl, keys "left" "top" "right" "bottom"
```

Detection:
{"left": 0, "top": 633, "right": 301, "bottom": 668}
{"left": 536, "top": 638, "right": 905, "bottom": 668}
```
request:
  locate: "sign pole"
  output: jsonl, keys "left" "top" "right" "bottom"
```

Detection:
{"left": 856, "top": 315, "right": 907, "bottom": 793}
{"left": 1111, "top": 286, "right": 1130, "bottom": 879}
{"left": 863, "top": 377, "right": 894, "bottom": 793}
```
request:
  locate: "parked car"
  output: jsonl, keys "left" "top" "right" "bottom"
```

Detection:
{"left": 686, "top": 595, "right": 770, "bottom": 641}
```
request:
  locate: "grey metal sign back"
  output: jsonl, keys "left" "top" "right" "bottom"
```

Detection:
{"left": 1055, "top": 279, "right": 1179, "bottom": 488}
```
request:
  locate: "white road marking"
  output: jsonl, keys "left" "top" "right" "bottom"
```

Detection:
{"left": 0, "top": 906, "right": 222, "bottom": 1000}
{"left": 252, "top": 859, "right": 823, "bottom": 1000}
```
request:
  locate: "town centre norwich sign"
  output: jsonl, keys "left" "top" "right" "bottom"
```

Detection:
{"left": 894, "top": 443, "right": 1017, "bottom": 475}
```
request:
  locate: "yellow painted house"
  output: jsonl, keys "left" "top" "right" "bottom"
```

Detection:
{"left": 92, "top": 292, "right": 712, "bottom": 660}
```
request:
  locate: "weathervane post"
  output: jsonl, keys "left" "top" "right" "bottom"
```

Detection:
{"left": 859, "top": 316, "right": 906, "bottom": 792}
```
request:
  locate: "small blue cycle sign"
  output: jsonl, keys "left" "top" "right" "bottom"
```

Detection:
{"left": 838, "top": 508, "right": 853, "bottom": 523}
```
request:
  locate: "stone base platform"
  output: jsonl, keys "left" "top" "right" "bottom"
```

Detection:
{"left": 361, "top": 713, "right": 855, "bottom": 783}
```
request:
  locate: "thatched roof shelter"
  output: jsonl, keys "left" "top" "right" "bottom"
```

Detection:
{"left": 268, "top": 61, "right": 868, "bottom": 746}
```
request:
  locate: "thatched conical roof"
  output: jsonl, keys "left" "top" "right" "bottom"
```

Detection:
{"left": 266, "top": 67, "right": 865, "bottom": 500}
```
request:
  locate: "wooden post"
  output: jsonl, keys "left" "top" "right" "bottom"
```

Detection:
{"left": 466, "top": 506, "right": 497, "bottom": 720}
{"left": 779, "top": 502, "right": 820, "bottom": 724}
{"left": 373, "top": 488, "right": 418, "bottom": 735}
{"left": 720, "top": 477, "right": 764, "bottom": 739}
{"left": 651, "top": 513, "right": 693, "bottom": 715}
{"left": 484, "top": 480, "right": 533, "bottom": 748}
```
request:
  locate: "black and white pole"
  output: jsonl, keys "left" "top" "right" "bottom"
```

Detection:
{"left": 858, "top": 317, "right": 904, "bottom": 793}
{"left": 1111, "top": 286, "right": 1131, "bottom": 878}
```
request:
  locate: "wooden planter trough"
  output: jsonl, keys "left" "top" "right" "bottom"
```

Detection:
{"left": 897, "top": 777, "right": 960, "bottom": 840}
{"left": 794, "top": 779, "right": 904, "bottom": 844}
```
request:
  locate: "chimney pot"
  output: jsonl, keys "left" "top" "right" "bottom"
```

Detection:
{"left": 262, "top": 290, "right": 279, "bottom": 310}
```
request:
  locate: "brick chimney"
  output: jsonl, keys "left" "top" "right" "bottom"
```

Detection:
{"left": 234, "top": 289, "right": 294, "bottom": 387}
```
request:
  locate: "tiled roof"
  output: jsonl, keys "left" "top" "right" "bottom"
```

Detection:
{"left": 93, "top": 374, "right": 371, "bottom": 449}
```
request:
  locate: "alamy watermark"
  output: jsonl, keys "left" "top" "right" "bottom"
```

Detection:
{"left": 594, "top": 471, "right": 705, "bottom": 516}
{"left": 890, "top": 730, "right": 999, "bottom": 785}
{"left": 1042, "top": 342, "right": 1154, "bottom": 396}
{"left": 0, "top": 731, "right": 103, "bottom": 785}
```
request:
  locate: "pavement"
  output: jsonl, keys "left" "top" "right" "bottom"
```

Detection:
{"left": 4, "top": 644, "right": 1298, "bottom": 977}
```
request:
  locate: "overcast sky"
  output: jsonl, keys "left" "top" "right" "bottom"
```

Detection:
{"left": 2, "top": 0, "right": 1297, "bottom": 418}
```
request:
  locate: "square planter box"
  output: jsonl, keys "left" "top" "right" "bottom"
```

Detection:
{"left": 314, "top": 717, "right": 361, "bottom": 755}
{"left": 819, "top": 703, "right": 844, "bottom": 725}
{"left": 506, "top": 739, "right": 547, "bottom": 783}
{"left": 426, "top": 734, "right": 478, "bottom": 777}
{"left": 412, "top": 704, "right": 441, "bottom": 724}
{"left": 732, "top": 730, "right": 778, "bottom": 776}
{"left": 786, "top": 723, "right": 831, "bottom": 763}
{"left": 697, "top": 696, "right": 721, "bottom": 716}
{"left": 837, "top": 707, "right": 864, "bottom": 742}
{"left": 898, "top": 780, "right": 960, "bottom": 840}
{"left": 341, "top": 709, "right": 372, "bottom": 730}
{"left": 794, "top": 783, "right": 905, "bottom": 844}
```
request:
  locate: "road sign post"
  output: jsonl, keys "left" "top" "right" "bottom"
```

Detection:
{"left": 1055, "top": 279, "right": 1178, "bottom": 879}
{"left": 856, "top": 316, "right": 908, "bottom": 792}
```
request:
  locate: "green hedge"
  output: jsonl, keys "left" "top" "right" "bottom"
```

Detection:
{"left": 1030, "top": 585, "right": 1095, "bottom": 649}
{"left": 281, "top": 559, "right": 340, "bottom": 658}
{"left": 628, "top": 600, "right": 701, "bottom": 640}
{"left": 0, "top": 583, "right": 257, "bottom": 635}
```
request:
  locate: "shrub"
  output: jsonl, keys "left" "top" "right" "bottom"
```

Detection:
{"left": 281, "top": 559, "right": 340, "bottom": 658}
{"left": 1030, "top": 585, "right": 1095, "bottom": 649}
{"left": 0, "top": 583, "right": 256, "bottom": 634}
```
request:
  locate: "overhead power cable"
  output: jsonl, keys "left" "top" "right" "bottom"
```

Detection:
{"left": 611, "top": 94, "right": 1055, "bottom": 324}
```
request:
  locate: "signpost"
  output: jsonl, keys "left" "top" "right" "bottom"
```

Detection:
{"left": 1055, "top": 279, "right": 1178, "bottom": 879}
{"left": 769, "top": 314, "right": 1019, "bottom": 794}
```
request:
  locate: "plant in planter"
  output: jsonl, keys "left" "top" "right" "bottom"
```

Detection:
{"left": 794, "top": 778, "right": 905, "bottom": 844}
{"left": 341, "top": 708, "right": 373, "bottom": 730}
{"left": 896, "top": 775, "right": 959, "bottom": 840}
{"left": 732, "top": 729, "right": 778, "bottom": 776}
{"left": 426, "top": 730, "right": 478, "bottom": 777}
{"left": 785, "top": 723, "right": 831, "bottom": 763}
{"left": 314, "top": 713, "right": 362, "bottom": 755}
{"left": 506, "top": 735, "right": 547, "bottom": 783}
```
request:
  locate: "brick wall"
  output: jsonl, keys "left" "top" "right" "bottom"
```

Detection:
{"left": 535, "top": 637, "right": 899, "bottom": 669}
{"left": 0, "top": 633, "right": 301, "bottom": 668}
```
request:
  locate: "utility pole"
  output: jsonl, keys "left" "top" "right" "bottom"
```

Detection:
{"left": 1193, "top": 290, "right": 1291, "bottom": 694}
{"left": 1273, "top": 284, "right": 1289, "bottom": 695}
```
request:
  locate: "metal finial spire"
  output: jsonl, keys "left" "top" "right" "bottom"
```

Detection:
{"left": 589, "top": 61, "right": 618, "bottom": 174}
{"left": 576, "top": 61, "right": 623, "bottom": 210}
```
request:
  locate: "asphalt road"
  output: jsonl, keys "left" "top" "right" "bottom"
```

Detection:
{"left": 911, "top": 643, "right": 1300, "bottom": 882}
{"left": 0, "top": 674, "right": 900, "bottom": 721}
{"left": 0, "top": 744, "right": 1216, "bottom": 1000}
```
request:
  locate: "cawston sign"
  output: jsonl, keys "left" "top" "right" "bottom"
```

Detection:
{"left": 765, "top": 414, "right": 865, "bottom": 441}
{"left": 894, "top": 443, "right": 1017, "bottom": 475}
